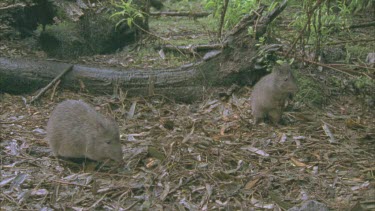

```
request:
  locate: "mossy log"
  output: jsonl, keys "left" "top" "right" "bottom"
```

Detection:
{"left": 0, "top": 0, "right": 288, "bottom": 102}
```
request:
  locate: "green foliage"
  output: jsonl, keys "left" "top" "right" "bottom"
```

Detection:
{"left": 293, "top": 70, "right": 325, "bottom": 107}
{"left": 165, "top": 0, "right": 205, "bottom": 12}
{"left": 353, "top": 76, "right": 374, "bottom": 91}
{"left": 247, "top": 26, "right": 255, "bottom": 37}
{"left": 252, "top": 37, "right": 290, "bottom": 72}
{"left": 110, "top": 0, "right": 145, "bottom": 28}
{"left": 350, "top": 76, "right": 375, "bottom": 103}
{"left": 346, "top": 0, "right": 374, "bottom": 13}
{"left": 203, "top": 0, "right": 260, "bottom": 29}
{"left": 329, "top": 74, "right": 375, "bottom": 104}
{"left": 344, "top": 44, "right": 369, "bottom": 63}
{"left": 289, "top": 0, "right": 373, "bottom": 62}
{"left": 290, "top": 2, "right": 348, "bottom": 43}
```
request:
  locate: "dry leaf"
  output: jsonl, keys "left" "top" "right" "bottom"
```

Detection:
{"left": 244, "top": 177, "right": 260, "bottom": 190}
{"left": 291, "top": 157, "right": 308, "bottom": 167}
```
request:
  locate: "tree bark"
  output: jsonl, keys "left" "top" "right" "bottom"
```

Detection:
{"left": 0, "top": 0, "right": 288, "bottom": 102}
{"left": 0, "top": 57, "right": 211, "bottom": 102}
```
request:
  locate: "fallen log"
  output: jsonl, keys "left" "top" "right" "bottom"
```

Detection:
{"left": 0, "top": 0, "right": 288, "bottom": 102}
{"left": 0, "top": 57, "right": 211, "bottom": 102}
{"left": 30, "top": 65, "right": 73, "bottom": 103}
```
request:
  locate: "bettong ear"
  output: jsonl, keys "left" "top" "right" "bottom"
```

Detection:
{"left": 279, "top": 64, "right": 291, "bottom": 74}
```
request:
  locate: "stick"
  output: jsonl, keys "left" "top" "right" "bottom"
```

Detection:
{"left": 50, "top": 80, "right": 61, "bottom": 100}
{"left": 161, "top": 44, "right": 223, "bottom": 54}
{"left": 218, "top": 0, "right": 230, "bottom": 38}
{"left": 150, "top": 11, "right": 210, "bottom": 18}
{"left": 0, "top": 3, "right": 25, "bottom": 11}
{"left": 30, "top": 65, "right": 73, "bottom": 104}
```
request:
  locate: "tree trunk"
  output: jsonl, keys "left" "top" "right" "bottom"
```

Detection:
{"left": 0, "top": 0, "right": 288, "bottom": 102}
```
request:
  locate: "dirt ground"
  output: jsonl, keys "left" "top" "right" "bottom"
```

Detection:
{"left": 1, "top": 0, "right": 375, "bottom": 210}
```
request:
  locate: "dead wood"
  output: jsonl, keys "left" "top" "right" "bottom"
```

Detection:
{"left": 30, "top": 65, "right": 73, "bottom": 104}
{"left": 218, "top": 0, "right": 230, "bottom": 38}
{"left": 324, "top": 21, "right": 375, "bottom": 30}
{"left": 348, "top": 21, "right": 375, "bottom": 29}
{"left": 0, "top": 1, "right": 288, "bottom": 102}
{"left": 161, "top": 44, "right": 223, "bottom": 55}
{"left": 0, "top": 57, "right": 210, "bottom": 102}
{"left": 150, "top": 11, "right": 210, "bottom": 18}
{"left": 0, "top": 3, "right": 25, "bottom": 11}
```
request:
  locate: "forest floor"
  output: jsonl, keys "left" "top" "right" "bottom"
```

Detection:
{"left": 1, "top": 1, "right": 375, "bottom": 210}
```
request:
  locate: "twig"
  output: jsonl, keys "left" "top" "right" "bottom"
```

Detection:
{"left": 0, "top": 121, "right": 22, "bottom": 124}
{"left": 89, "top": 193, "right": 107, "bottom": 209}
{"left": 52, "top": 180, "right": 91, "bottom": 188}
{"left": 0, "top": 192, "right": 17, "bottom": 206}
{"left": 286, "top": 0, "right": 324, "bottom": 57}
{"left": 145, "top": 94, "right": 176, "bottom": 104}
{"left": 150, "top": 11, "right": 210, "bottom": 18}
{"left": 348, "top": 21, "right": 375, "bottom": 29}
{"left": 161, "top": 44, "right": 223, "bottom": 54}
{"left": 30, "top": 65, "right": 73, "bottom": 104}
{"left": 148, "top": 75, "right": 156, "bottom": 96}
{"left": 50, "top": 80, "right": 61, "bottom": 100}
{"left": 0, "top": 3, "right": 25, "bottom": 11}
{"left": 218, "top": 0, "right": 229, "bottom": 38}
{"left": 160, "top": 175, "right": 199, "bottom": 201}
{"left": 292, "top": 55, "right": 355, "bottom": 77}
{"left": 124, "top": 200, "right": 141, "bottom": 210}
{"left": 326, "top": 38, "right": 375, "bottom": 45}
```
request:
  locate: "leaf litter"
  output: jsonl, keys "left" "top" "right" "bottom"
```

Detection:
{"left": 0, "top": 86, "right": 374, "bottom": 210}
